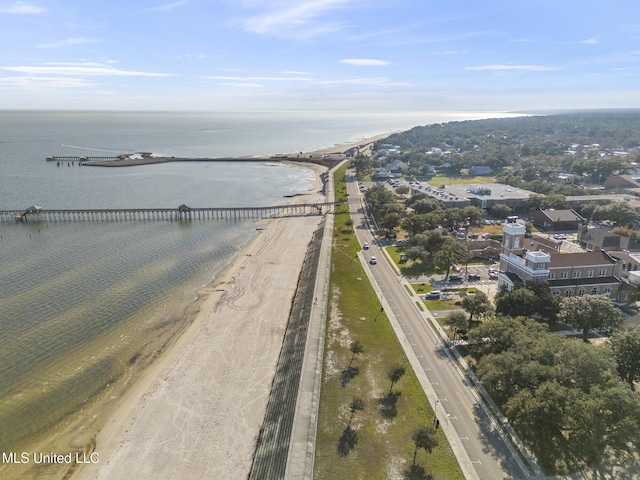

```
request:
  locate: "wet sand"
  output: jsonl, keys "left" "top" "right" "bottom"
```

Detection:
{"left": 73, "top": 164, "right": 330, "bottom": 480}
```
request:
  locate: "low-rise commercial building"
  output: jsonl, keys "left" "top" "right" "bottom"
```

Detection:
{"left": 497, "top": 216, "right": 630, "bottom": 303}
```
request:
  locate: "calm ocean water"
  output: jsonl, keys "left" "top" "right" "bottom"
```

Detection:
{"left": 0, "top": 109, "right": 510, "bottom": 476}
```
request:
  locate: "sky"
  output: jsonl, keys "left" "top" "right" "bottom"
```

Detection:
{"left": 1, "top": 0, "right": 640, "bottom": 111}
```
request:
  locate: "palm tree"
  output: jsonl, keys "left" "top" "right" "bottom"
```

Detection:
{"left": 387, "top": 365, "right": 406, "bottom": 395}
{"left": 412, "top": 426, "right": 439, "bottom": 466}
{"left": 348, "top": 396, "right": 365, "bottom": 426}
{"left": 349, "top": 340, "right": 364, "bottom": 366}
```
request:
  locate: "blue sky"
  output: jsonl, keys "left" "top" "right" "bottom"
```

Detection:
{"left": 1, "top": 0, "right": 640, "bottom": 111}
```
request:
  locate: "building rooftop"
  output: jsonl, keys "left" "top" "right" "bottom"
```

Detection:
{"left": 548, "top": 250, "right": 616, "bottom": 268}
{"left": 445, "top": 183, "right": 535, "bottom": 201}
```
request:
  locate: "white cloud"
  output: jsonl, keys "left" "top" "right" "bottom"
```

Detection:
{"left": 0, "top": 1, "right": 45, "bottom": 14}
{"left": 466, "top": 64, "right": 560, "bottom": 72}
{"left": 37, "top": 38, "right": 101, "bottom": 49}
{"left": 147, "top": 0, "right": 190, "bottom": 12}
{"left": 433, "top": 50, "right": 465, "bottom": 56}
{"left": 341, "top": 59, "right": 391, "bottom": 66}
{"left": 179, "top": 54, "right": 207, "bottom": 60}
{"left": 558, "top": 37, "right": 599, "bottom": 45}
{"left": 318, "top": 77, "right": 411, "bottom": 87}
{"left": 236, "top": 0, "right": 354, "bottom": 38}
{"left": 207, "top": 75, "right": 312, "bottom": 82}
{"left": 217, "top": 82, "right": 263, "bottom": 88}
{"left": 3, "top": 63, "right": 174, "bottom": 77}
{"left": 0, "top": 76, "right": 94, "bottom": 88}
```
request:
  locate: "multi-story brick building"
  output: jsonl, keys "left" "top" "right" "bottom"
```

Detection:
{"left": 497, "top": 216, "right": 625, "bottom": 300}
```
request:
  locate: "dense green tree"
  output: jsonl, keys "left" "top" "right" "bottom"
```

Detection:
{"left": 364, "top": 184, "right": 396, "bottom": 219}
{"left": 564, "top": 383, "right": 640, "bottom": 476}
{"left": 351, "top": 155, "right": 373, "bottom": 175}
{"left": 404, "top": 245, "right": 423, "bottom": 263}
{"left": 460, "top": 290, "right": 492, "bottom": 324}
{"left": 541, "top": 193, "right": 568, "bottom": 210}
{"left": 433, "top": 235, "right": 470, "bottom": 278}
{"left": 494, "top": 286, "right": 538, "bottom": 318}
{"left": 491, "top": 203, "right": 512, "bottom": 218}
{"left": 609, "top": 325, "right": 640, "bottom": 390}
{"left": 495, "top": 281, "right": 560, "bottom": 322}
{"left": 408, "top": 197, "right": 442, "bottom": 215}
{"left": 460, "top": 205, "right": 486, "bottom": 228}
{"left": 442, "top": 311, "right": 469, "bottom": 339}
{"left": 577, "top": 202, "right": 599, "bottom": 222}
{"left": 401, "top": 213, "right": 431, "bottom": 236}
{"left": 503, "top": 380, "right": 571, "bottom": 470}
{"left": 469, "top": 314, "right": 640, "bottom": 474}
{"left": 380, "top": 211, "right": 402, "bottom": 233}
{"left": 409, "top": 230, "right": 447, "bottom": 266}
{"left": 593, "top": 201, "right": 639, "bottom": 226}
{"left": 523, "top": 193, "right": 545, "bottom": 212}
{"left": 395, "top": 185, "right": 410, "bottom": 196}
{"left": 467, "top": 315, "right": 549, "bottom": 356}
{"left": 557, "top": 295, "right": 625, "bottom": 342}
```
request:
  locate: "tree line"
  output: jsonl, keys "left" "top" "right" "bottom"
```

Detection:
{"left": 366, "top": 111, "right": 640, "bottom": 199}
{"left": 451, "top": 289, "right": 640, "bottom": 476}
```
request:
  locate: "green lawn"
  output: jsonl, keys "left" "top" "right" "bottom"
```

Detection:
{"left": 386, "top": 246, "right": 446, "bottom": 276}
{"left": 428, "top": 174, "right": 497, "bottom": 186}
{"left": 313, "top": 163, "right": 464, "bottom": 480}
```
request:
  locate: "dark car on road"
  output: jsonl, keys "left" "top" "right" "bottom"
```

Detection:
{"left": 448, "top": 275, "right": 462, "bottom": 282}
{"left": 467, "top": 273, "right": 481, "bottom": 281}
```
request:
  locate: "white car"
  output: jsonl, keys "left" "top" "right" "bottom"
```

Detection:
{"left": 363, "top": 242, "right": 370, "bottom": 250}
{"left": 369, "top": 256, "right": 377, "bottom": 265}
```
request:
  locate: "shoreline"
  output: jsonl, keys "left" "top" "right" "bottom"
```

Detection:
{"left": 71, "top": 162, "right": 329, "bottom": 480}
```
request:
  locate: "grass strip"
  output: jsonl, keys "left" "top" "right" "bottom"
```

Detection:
{"left": 313, "top": 163, "right": 464, "bottom": 480}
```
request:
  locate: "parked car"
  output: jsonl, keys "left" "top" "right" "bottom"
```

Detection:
{"left": 369, "top": 256, "right": 377, "bottom": 265}
{"left": 425, "top": 290, "right": 441, "bottom": 300}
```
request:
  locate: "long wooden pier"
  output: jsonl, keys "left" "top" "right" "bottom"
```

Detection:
{"left": 1, "top": 203, "right": 339, "bottom": 223}
{"left": 46, "top": 155, "right": 125, "bottom": 164}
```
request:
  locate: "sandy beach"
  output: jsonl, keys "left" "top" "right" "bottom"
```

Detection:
{"left": 73, "top": 163, "right": 330, "bottom": 480}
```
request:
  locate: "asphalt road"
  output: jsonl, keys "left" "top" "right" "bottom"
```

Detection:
{"left": 350, "top": 173, "right": 531, "bottom": 480}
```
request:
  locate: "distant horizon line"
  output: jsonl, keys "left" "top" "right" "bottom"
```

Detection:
{"left": 1, "top": 107, "right": 639, "bottom": 115}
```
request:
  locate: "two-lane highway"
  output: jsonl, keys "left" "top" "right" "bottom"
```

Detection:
{"left": 348, "top": 172, "right": 530, "bottom": 480}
